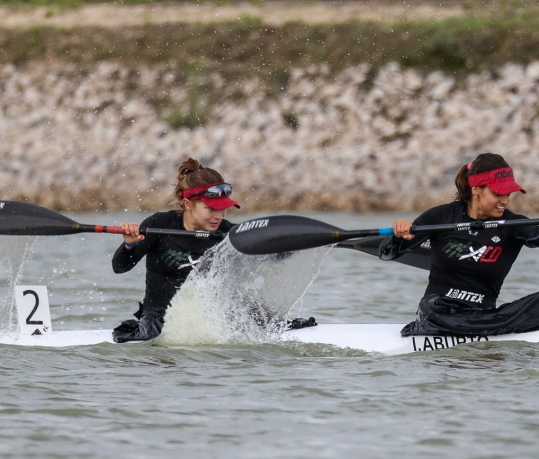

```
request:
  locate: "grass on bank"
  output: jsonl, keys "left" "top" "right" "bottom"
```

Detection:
{"left": 3, "top": 0, "right": 539, "bottom": 9}
{"left": 0, "top": 0, "right": 537, "bottom": 3}
{"left": 3, "top": 2, "right": 539, "bottom": 128}
{"left": 3, "top": 10, "right": 539, "bottom": 75}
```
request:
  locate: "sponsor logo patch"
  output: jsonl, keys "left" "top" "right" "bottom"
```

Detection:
{"left": 484, "top": 220, "right": 504, "bottom": 229}
{"left": 163, "top": 250, "right": 199, "bottom": 270}
{"left": 458, "top": 245, "right": 502, "bottom": 263}
{"left": 446, "top": 288, "right": 484, "bottom": 303}
{"left": 443, "top": 241, "right": 503, "bottom": 263}
{"left": 495, "top": 169, "right": 513, "bottom": 179}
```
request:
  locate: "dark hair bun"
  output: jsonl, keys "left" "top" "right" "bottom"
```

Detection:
{"left": 178, "top": 158, "right": 203, "bottom": 177}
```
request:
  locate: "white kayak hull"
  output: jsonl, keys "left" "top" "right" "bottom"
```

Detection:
{"left": 0, "top": 329, "right": 116, "bottom": 347}
{"left": 2, "top": 324, "right": 539, "bottom": 355}
{"left": 284, "top": 324, "right": 539, "bottom": 355}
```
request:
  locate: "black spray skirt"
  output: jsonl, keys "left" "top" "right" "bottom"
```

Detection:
{"left": 401, "top": 292, "right": 539, "bottom": 337}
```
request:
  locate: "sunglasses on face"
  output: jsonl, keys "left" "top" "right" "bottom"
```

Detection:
{"left": 190, "top": 183, "right": 233, "bottom": 199}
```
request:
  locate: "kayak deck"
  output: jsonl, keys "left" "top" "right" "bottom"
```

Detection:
{"left": 2, "top": 324, "right": 539, "bottom": 355}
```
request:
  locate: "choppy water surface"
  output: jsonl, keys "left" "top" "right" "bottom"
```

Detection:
{"left": 2, "top": 211, "right": 539, "bottom": 459}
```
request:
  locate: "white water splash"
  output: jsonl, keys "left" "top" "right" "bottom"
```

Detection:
{"left": 0, "top": 236, "right": 37, "bottom": 335}
{"left": 156, "top": 238, "right": 330, "bottom": 346}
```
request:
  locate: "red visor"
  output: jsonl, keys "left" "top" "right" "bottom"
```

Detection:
{"left": 468, "top": 167, "right": 526, "bottom": 195}
{"left": 180, "top": 183, "right": 241, "bottom": 210}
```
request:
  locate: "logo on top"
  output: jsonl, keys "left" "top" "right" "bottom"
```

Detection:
{"left": 446, "top": 288, "right": 485, "bottom": 304}
{"left": 495, "top": 169, "right": 514, "bottom": 180}
{"left": 235, "top": 219, "right": 270, "bottom": 233}
{"left": 443, "top": 241, "right": 503, "bottom": 263}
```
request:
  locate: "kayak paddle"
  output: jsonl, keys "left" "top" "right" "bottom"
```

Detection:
{"left": 229, "top": 214, "right": 539, "bottom": 255}
{"left": 229, "top": 215, "right": 393, "bottom": 254}
{"left": 0, "top": 201, "right": 224, "bottom": 240}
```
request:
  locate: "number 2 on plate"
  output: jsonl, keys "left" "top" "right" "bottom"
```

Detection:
{"left": 15, "top": 286, "right": 52, "bottom": 335}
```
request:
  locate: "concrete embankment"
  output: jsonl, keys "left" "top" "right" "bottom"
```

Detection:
{"left": 1, "top": 60, "right": 538, "bottom": 214}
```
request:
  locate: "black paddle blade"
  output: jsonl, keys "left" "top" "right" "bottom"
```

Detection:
{"left": 229, "top": 215, "right": 343, "bottom": 254}
{"left": 0, "top": 201, "right": 78, "bottom": 235}
{"left": 337, "top": 237, "right": 432, "bottom": 271}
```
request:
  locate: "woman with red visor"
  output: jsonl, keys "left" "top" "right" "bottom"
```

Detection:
{"left": 111, "top": 158, "right": 240, "bottom": 343}
{"left": 387, "top": 152, "right": 539, "bottom": 336}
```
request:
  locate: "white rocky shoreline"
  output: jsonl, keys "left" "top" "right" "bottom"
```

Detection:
{"left": 1, "top": 60, "right": 538, "bottom": 214}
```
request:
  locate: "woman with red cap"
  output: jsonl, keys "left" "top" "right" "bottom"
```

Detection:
{"left": 388, "top": 152, "right": 539, "bottom": 336}
{"left": 111, "top": 157, "right": 240, "bottom": 343}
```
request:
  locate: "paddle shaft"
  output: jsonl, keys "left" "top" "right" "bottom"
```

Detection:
{"left": 410, "top": 216, "right": 539, "bottom": 235}
{"left": 334, "top": 217, "right": 539, "bottom": 239}
{"left": 71, "top": 224, "right": 224, "bottom": 239}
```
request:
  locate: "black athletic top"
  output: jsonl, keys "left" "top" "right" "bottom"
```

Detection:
{"left": 112, "top": 210, "right": 234, "bottom": 312}
{"left": 395, "top": 201, "right": 539, "bottom": 308}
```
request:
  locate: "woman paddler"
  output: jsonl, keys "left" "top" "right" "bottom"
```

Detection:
{"left": 388, "top": 152, "right": 539, "bottom": 337}
{"left": 111, "top": 157, "right": 240, "bottom": 343}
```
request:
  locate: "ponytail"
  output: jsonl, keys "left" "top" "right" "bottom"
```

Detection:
{"left": 454, "top": 164, "right": 472, "bottom": 203}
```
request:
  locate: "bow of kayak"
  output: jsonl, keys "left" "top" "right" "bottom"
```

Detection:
{"left": 0, "top": 329, "right": 116, "bottom": 347}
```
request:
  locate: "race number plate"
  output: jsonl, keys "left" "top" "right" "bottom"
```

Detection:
{"left": 15, "top": 286, "right": 52, "bottom": 335}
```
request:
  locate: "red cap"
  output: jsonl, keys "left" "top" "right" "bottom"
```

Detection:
{"left": 468, "top": 167, "right": 526, "bottom": 195}
{"left": 180, "top": 183, "right": 241, "bottom": 210}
